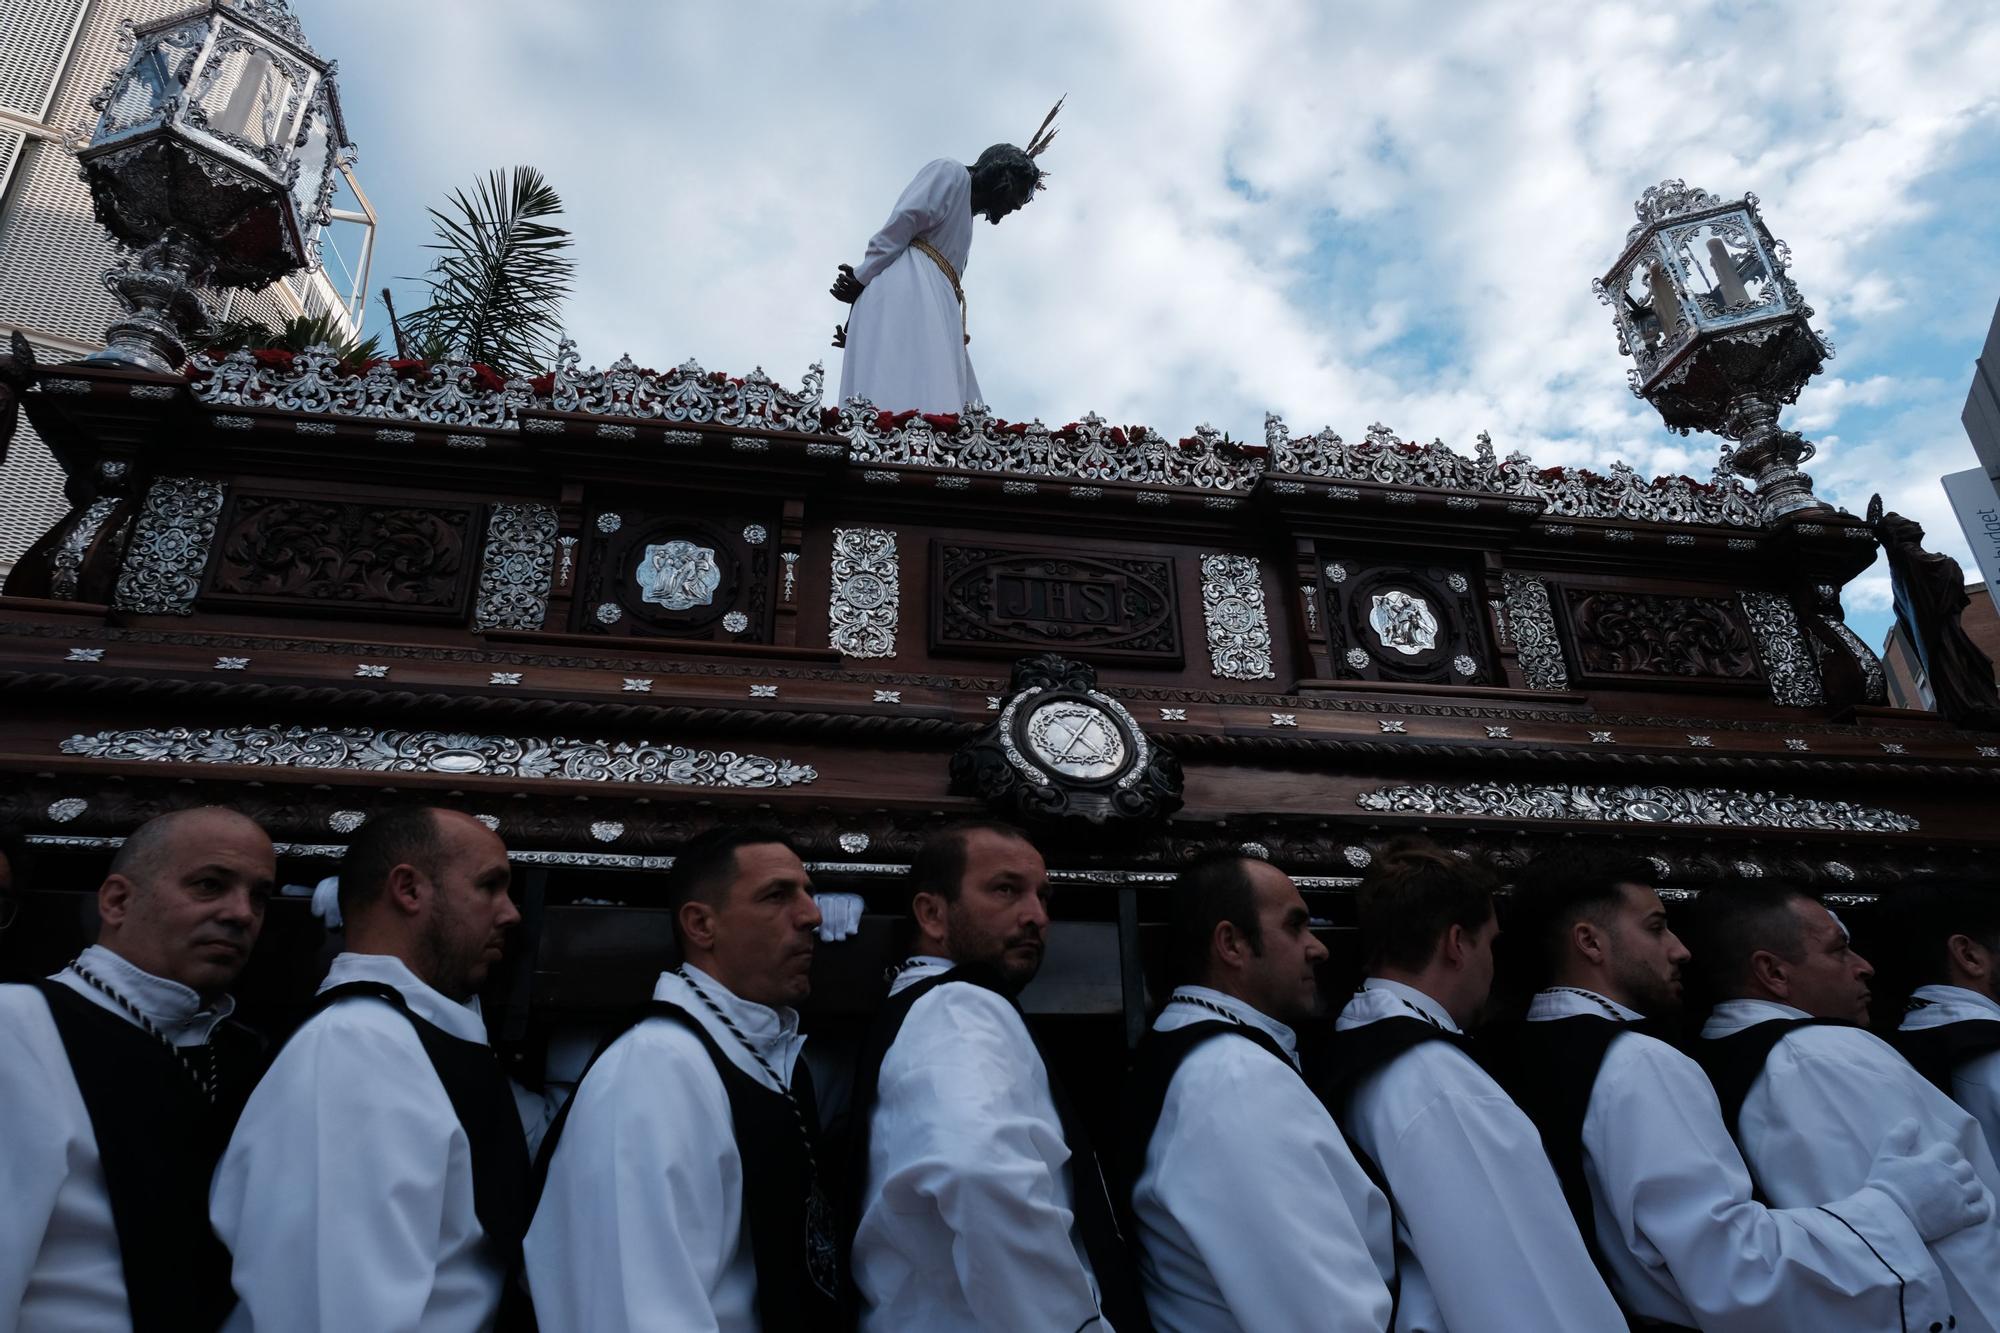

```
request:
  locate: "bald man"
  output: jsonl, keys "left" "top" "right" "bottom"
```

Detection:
{"left": 0, "top": 807, "right": 276, "bottom": 1333}
{"left": 211, "top": 805, "right": 530, "bottom": 1332}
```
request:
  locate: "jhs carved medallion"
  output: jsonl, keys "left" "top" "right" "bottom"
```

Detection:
{"left": 933, "top": 542, "right": 1181, "bottom": 664}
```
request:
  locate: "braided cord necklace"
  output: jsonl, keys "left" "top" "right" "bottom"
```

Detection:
{"left": 66, "top": 955, "right": 217, "bottom": 1106}
{"left": 1545, "top": 986, "right": 1632, "bottom": 1021}
{"left": 674, "top": 966, "right": 840, "bottom": 1298}
{"left": 1171, "top": 990, "right": 1247, "bottom": 1026}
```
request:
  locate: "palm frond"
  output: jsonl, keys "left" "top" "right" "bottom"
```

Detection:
{"left": 401, "top": 166, "right": 575, "bottom": 378}
{"left": 204, "top": 312, "right": 382, "bottom": 369}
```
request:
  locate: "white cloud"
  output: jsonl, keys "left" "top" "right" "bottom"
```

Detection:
{"left": 307, "top": 0, "right": 2000, "bottom": 493}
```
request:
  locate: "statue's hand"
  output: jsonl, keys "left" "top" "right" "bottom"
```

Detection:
{"left": 831, "top": 323, "right": 847, "bottom": 350}
{"left": 830, "top": 264, "right": 863, "bottom": 304}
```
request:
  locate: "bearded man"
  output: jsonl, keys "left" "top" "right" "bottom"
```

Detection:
{"left": 846, "top": 820, "right": 1148, "bottom": 1332}
{"left": 0, "top": 807, "right": 274, "bottom": 1333}
{"left": 1483, "top": 851, "right": 1976, "bottom": 1331}
{"left": 211, "top": 806, "right": 531, "bottom": 1332}
{"left": 829, "top": 102, "right": 1061, "bottom": 415}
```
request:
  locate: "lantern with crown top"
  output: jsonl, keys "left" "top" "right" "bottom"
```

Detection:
{"left": 73, "top": 0, "right": 351, "bottom": 373}
{"left": 1595, "top": 180, "right": 1831, "bottom": 523}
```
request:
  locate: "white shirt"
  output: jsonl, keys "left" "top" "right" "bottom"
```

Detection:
{"left": 1333, "top": 979, "right": 1624, "bottom": 1332}
{"left": 211, "top": 952, "right": 506, "bottom": 1333}
{"left": 838, "top": 158, "right": 983, "bottom": 414}
{"left": 1901, "top": 984, "right": 2000, "bottom": 1166}
{"left": 1134, "top": 987, "right": 1393, "bottom": 1333}
{"left": 0, "top": 947, "right": 234, "bottom": 1333}
{"left": 852, "top": 955, "right": 1108, "bottom": 1332}
{"left": 1705, "top": 997, "right": 2000, "bottom": 1332}
{"left": 1529, "top": 987, "right": 1952, "bottom": 1331}
{"left": 525, "top": 964, "right": 806, "bottom": 1333}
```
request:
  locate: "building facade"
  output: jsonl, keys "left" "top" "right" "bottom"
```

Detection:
{"left": 0, "top": 0, "right": 367, "bottom": 571}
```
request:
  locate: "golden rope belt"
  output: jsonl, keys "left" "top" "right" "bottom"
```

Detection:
{"left": 909, "top": 237, "right": 969, "bottom": 345}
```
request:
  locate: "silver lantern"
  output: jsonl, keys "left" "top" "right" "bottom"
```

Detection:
{"left": 74, "top": 0, "right": 352, "bottom": 373}
{"left": 1595, "top": 180, "right": 1831, "bottom": 522}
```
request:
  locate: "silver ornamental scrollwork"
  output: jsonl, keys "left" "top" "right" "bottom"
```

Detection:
{"left": 1822, "top": 616, "right": 1887, "bottom": 705}
{"left": 190, "top": 339, "right": 826, "bottom": 435}
{"left": 1501, "top": 573, "right": 1569, "bottom": 690}
{"left": 50, "top": 497, "right": 123, "bottom": 600}
{"left": 1199, "top": 554, "right": 1276, "bottom": 681}
{"left": 1355, "top": 780, "right": 1917, "bottom": 834}
{"left": 829, "top": 528, "right": 899, "bottom": 658}
{"left": 472, "top": 502, "right": 559, "bottom": 632}
{"left": 1738, "top": 591, "right": 1825, "bottom": 708}
{"left": 1261, "top": 414, "right": 1759, "bottom": 527}
{"left": 60, "top": 724, "right": 819, "bottom": 788}
{"left": 112, "top": 476, "right": 225, "bottom": 615}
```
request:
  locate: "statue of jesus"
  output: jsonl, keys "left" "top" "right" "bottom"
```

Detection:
{"left": 830, "top": 101, "right": 1061, "bottom": 416}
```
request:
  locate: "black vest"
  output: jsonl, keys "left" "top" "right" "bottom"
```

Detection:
{"left": 1891, "top": 1017, "right": 2000, "bottom": 1096}
{"left": 33, "top": 979, "right": 267, "bottom": 1333}
{"left": 1691, "top": 1017, "right": 1830, "bottom": 1138}
{"left": 309, "top": 981, "right": 534, "bottom": 1333}
{"left": 1316, "top": 1014, "right": 1476, "bottom": 1125}
{"left": 531, "top": 998, "right": 842, "bottom": 1332}
{"left": 1119, "top": 1017, "right": 1294, "bottom": 1205}
{"left": 1477, "top": 1016, "right": 1654, "bottom": 1303}
{"left": 843, "top": 966, "right": 1153, "bottom": 1333}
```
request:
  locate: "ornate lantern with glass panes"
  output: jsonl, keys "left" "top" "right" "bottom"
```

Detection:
{"left": 73, "top": 0, "right": 351, "bottom": 373}
{"left": 1595, "top": 181, "right": 1832, "bottom": 522}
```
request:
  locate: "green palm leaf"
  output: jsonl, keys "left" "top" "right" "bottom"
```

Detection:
{"left": 402, "top": 166, "right": 575, "bottom": 378}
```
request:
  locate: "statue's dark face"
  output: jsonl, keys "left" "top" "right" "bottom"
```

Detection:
{"left": 977, "top": 171, "right": 1037, "bottom": 224}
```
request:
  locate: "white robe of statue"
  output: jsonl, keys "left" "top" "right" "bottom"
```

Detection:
{"left": 838, "top": 158, "right": 981, "bottom": 416}
{"left": 1529, "top": 987, "right": 1953, "bottom": 1330}
{"left": 1704, "top": 997, "right": 2000, "bottom": 1332}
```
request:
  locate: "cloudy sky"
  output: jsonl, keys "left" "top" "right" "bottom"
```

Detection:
{"left": 301, "top": 0, "right": 2000, "bottom": 651}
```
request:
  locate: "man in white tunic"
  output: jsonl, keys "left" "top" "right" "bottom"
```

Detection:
{"left": 830, "top": 107, "right": 1058, "bottom": 415}
{"left": 212, "top": 805, "right": 531, "bottom": 1332}
{"left": 1489, "top": 850, "right": 1976, "bottom": 1332}
{"left": 0, "top": 807, "right": 274, "bottom": 1333}
{"left": 1324, "top": 838, "right": 1625, "bottom": 1332}
{"left": 1692, "top": 881, "right": 2000, "bottom": 1331}
{"left": 1128, "top": 851, "right": 1393, "bottom": 1332}
{"left": 1892, "top": 881, "right": 2000, "bottom": 1164}
{"left": 527, "top": 827, "right": 837, "bottom": 1332}
{"left": 849, "top": 821, "right": 1147, "bottom": 1332}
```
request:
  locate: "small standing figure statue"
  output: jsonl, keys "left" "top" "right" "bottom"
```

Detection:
{"left": 830, "top": 99, "right": 1062, "bottom": 416}
{"left": 1869, "top": 493, "right": 2000, "bottom": 729}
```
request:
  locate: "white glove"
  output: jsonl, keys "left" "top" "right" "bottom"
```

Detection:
{"left": 1864, "top": 1118, "right": 1993, "bottom": 1241}
{"left": 814, "top": 892, "right": 864, "bottom": 942}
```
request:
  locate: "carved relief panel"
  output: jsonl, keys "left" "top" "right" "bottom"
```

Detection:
{"left": 1559, "top": 588, "right": 1763, "bottom": 689}
{"left": 574, "top": 504, "right": 773, "bottom": 641}
{"left": 1319, "top": 554, "right": 1490, "bottom": 684}
{"left": 930, "top": 541, "right": 1182, "bottom": 665}
{"left": 200, "top": 490, "right": 480, "bottom": 621}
